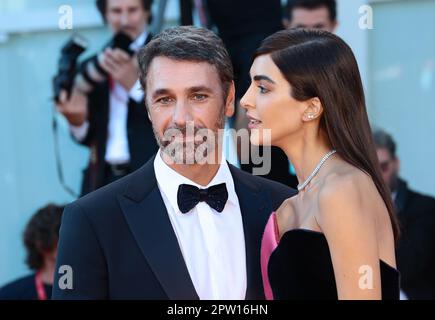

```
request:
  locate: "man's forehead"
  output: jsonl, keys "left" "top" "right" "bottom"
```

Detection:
{"left": 108, "top": 0, "right": 142, "bottom": 8}
{"left": 147, "top": 57, "right": 221, "bottom": 88}
{"left": 292, "top": 6, "right": 331, "bottom": 21}
{"left": 149, "top": 56, "right": 216, "bottom": 70}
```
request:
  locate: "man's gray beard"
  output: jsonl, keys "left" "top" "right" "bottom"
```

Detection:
{"left": 162, "top": 140, "right": 212, "bottom": 164}
{"left": 152, "top": 111, "right": 225, "bottom": 164}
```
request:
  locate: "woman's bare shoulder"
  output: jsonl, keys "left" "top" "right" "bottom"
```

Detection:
{"left": 316, "top": 166, "right": 375, "bottom": 228}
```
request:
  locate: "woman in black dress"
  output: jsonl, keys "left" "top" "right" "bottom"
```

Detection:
{"left": 240, "top": 29, "right": 400, "bottom": 300}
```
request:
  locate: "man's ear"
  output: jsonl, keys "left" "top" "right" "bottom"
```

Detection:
{"left": 145, "top": 102, "right": 152, "bottom": 121}
{"left": 302, "top": 97, "right": 323, "bottom": 122}
{"left": 144, "top": 10, "right": 151, "bottom": 26}
{"left": 147, "top": 109, "right": 152, "bottom": 121}
{"left": 224, "top": 81, "right": 236, "bottom": 118}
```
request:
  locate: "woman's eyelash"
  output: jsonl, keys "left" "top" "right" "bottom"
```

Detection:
{"left": 258, "top": 85, "right": 269, "bottom": 93}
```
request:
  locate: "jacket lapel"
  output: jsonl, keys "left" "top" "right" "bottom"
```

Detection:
{"left": 118, "top": 159, "right": 270, "bottom": 300}
{"left": 117, "top": 157, "right": 199, "bottom": 299}
{"left": 229, "top": 164, "right": 271, "bottom": 300}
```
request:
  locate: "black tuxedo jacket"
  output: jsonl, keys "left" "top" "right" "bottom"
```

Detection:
{"left": 76, "top": 33, "right": 158, "bottom": 195}
{"left": 395, "top": 178, "right": 435, "bottom": 299}
{"left": 52, "top": 156, "right": 296, "bottom": 299}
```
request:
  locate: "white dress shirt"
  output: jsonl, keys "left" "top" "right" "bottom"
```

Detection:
{"left": 153, "top": 151, "right": 247, "bottom": 300}
{"left": 70, "top": 31, "right": 148, "bottom": 165}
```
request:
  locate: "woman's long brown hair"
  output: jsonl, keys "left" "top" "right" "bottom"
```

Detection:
{"left": 254, "top": 29, "right": 400, "bottom": 241}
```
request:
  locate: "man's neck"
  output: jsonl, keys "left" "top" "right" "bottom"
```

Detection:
{"left": 38, "top": 261, "right": 55, "bottom": 285}
{"left": 161, "top": 151, "right": 222, "bottom": 186}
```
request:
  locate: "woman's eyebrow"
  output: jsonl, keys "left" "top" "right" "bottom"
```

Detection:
{"left": 253, "top": 75, "right": 276, "bottom": 84}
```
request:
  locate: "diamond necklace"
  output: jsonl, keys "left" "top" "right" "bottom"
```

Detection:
{"left": 297, "top": 150, "right": 337, "bottom": 191}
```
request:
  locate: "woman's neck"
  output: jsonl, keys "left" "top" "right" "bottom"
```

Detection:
{"left": 278, "top": 128, "right": 333, "bottom": 186}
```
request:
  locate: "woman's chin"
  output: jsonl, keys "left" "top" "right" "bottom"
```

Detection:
{"left": 249, "top": 138, "right": 260, "bottom": 146}
{"left": 249, "top": 136, "right": 271, "bottom": 147}
{"left": 250, "top": 129, "right": 273, "bottom": 147}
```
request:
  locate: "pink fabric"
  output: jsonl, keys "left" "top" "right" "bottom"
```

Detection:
{"left": 260, "top": 212, "right": 280, "bottom": 300}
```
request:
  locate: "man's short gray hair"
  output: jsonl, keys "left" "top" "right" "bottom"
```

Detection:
{"left": 137, "top": 26, "right": 234, "bottom": 104}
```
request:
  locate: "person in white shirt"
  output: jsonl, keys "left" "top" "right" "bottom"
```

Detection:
{"left": 52, "top": 26, "right": 296, "bottom": 300}
{"left": 56, "top": 0, "right": 158, "bottom": 196}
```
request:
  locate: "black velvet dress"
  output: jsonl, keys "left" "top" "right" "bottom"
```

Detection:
{"left": 261, "top": 213, "right": 400, "bottom": 300}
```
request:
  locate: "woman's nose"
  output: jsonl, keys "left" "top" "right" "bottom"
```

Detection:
{"left": 240, "top": 87, "right": 254, "bottom": 110}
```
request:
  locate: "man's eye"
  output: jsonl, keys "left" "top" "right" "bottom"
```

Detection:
{"left": 258, "top": 86, "right": 269, "bottom": 94}
{"left": 192, "top": 94, "right": 207, "bottom": 101}
{"left": 314, "top": 24, "right": 326, "bottom": 29}
{"left": 110, "top": 9, "right": 122, "bottom": 15}
{"left": 157, "top": 97, "right": 173, "bottom": 104}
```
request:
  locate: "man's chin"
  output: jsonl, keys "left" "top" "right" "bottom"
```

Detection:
{"left": 160, "top": 144, "right": 217, "bottom": 165}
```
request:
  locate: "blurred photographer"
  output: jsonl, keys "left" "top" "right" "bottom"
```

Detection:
{"left": 55, "top": 0, "right": 157, "bottom": 196}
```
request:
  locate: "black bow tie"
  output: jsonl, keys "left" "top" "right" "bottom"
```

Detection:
{"left": 177, "top": 183, "right": 228, "bottom": 214}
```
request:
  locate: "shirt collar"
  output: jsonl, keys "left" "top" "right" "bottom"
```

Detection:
{"left": 153, "top": 150, "right": 238, "bottom": 213}
{"left": 129, "top": 29, "right": 148, "bottom": 52}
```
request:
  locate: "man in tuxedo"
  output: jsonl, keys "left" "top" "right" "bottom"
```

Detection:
{"left": 56, "top": 0, "right": 158, "bottom": 196}
{"left": 52, "top": 26, "right": 296, "bottom": 300}
{"left": 374, "top": 129, "right": 435, "bottom": 299}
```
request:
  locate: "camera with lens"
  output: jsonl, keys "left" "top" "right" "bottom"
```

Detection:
{"left": 53, "top": 31, "right": 134, "bottom": 102}
{"left": 52, "top": 34, "right": 87, "bottom": 103}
